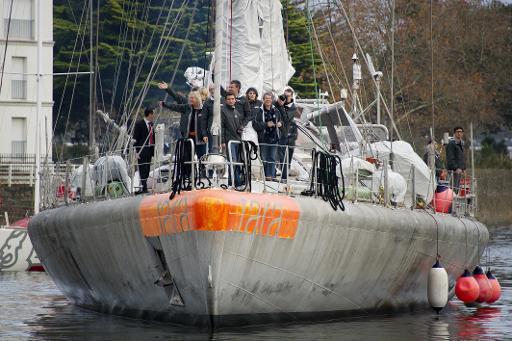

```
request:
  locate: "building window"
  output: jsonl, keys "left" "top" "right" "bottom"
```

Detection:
{"left": 3, "top": 0, "right": 33, "bottom": 39}
{"left": 11, "top": 117, "right": 27, "bottom": 155}
{"left": 11, "top": 56, "right": 26, "bottom": 99}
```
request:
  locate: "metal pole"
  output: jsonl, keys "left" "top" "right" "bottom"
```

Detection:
{"left": 384, "top": 162, "right": 389, "bottom": 207}
{"left": 34, "top": 0, "right": 43, "bottom": 214}
{"left": 88, "top": 0, "right": 95, "bottom": 154}
{"left": 81, "top": 157, "right": 89, "bottom": 201}
{"left": 211, "top": 0, "right": 224, "bottom": 153}
{"left": 411, "top": 164, "right": 416, "bottom": 210}
{"left": 470, "top": 122, "right": 475, "bottom": 187}
{"left": 376, "top": 78, "right": 381, "bottom": 125}
{"left": 65, "top": 161, "right": 70, "bottom": 205}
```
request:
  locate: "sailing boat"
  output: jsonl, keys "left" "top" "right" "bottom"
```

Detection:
{"left": 28, "top": 0, "right": 488, "bottom": 328}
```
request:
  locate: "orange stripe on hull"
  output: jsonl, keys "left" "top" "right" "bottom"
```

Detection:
{"left": 139, "top": 189, "right": 301, "bottom": 239}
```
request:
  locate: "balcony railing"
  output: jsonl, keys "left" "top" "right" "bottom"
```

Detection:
{"left": 4, "top": 19, "right": 33, "bottom": 39}
{"left": 11, "top": 140, "right": 27, "bottom": 155}
{"left": 11, "top": 79, "right": 27, "bottom": 99}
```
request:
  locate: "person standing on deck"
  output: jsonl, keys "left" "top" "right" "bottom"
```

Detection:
{"left": 200, "top": 84, "right": 215, "bottom": 152}
{"left": 253, "top": 92, "right": 286, "bottom": 181}
{"left": 423, "top": 139, "right": 444, "bottom": 182}
{"left": 221, "top": 92, "right": 245, "bottom": 187}
{"left": 446, "top": 126, "right": 466, "bottom": 193}
{"left": 133, "top": 107, "right": 155, "bottom": 193}
{"left": 221, "top": 80, "right": 251, "bottom": 126}
{"left": 241, "top": 87, "right": 262, "bottom": 147}
{"left": 159, "top": 90, "right": 206, "bottom": 177}
{"left": 277, "top": 88, "right": 296, "bottom": 180}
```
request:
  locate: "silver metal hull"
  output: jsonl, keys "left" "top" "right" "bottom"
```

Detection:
{"left": 28, "top": 190, "right": 488, "bottom": 327}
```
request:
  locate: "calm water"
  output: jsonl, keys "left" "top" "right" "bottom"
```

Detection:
{"left": 1, "top": 227, "right": 511, "bottom": 340}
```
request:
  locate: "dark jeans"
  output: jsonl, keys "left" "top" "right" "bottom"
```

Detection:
{"left": 227, "top": 142, "right": 243, "bottom": 187}
{"left": 260, "top": 143, "right": 277, "bottom": 179}
{"left": 277, "top": 136, "right": 295, "bottom": 180}
{"left": 196, "top": 143, "right": 207, "bottom": 160}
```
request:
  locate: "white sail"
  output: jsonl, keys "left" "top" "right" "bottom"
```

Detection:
{"left": 215, "top": 0, "right": 294, "bottom": 95}
{"left": 258, "top": 0, "right": 295, "bottom": 94}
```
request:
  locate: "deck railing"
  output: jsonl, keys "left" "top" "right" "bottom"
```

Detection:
{"left": 37, "top": 140, "right": 478, "bottom": 218}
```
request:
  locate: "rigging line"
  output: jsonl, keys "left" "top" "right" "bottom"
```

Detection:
{"left": 121, "top": 0, "right": 179, "bottom": 127}
{"left": 125, "top": 0, "right": 182, "bottom": 115}
{"left": 52, "top": 1, "right": 89, "bottom": 136}
{"left": 58, "top": 26, "right": 88, "bottom": 162}
{"left": 164, "top": 1, "right": 194, "bottom": 87}
{"left": 119, "top": 0, "right": 143, "bottom": 118}
{"left": 229, "top": 0, "right": 232, "bottom": 82}
{"left": 122, "top": 0, "right": 154, "bottom": 117}
{"left": 124, "top": 0, "right": 190, "bottom": 144}
{"left": 125, "top": 4, "right": 191, "bottom": 156}
{"left": 305, "top": 0, "right": 324, "bottom": 144}
{"left": 114, "top": 0, "right": 139, "bottom": 116}
{"left": 390, "top": 0, "right": 395, "bottom": 149}
{"left": 117, "top": 0, "right": 157, "bottom": 124}
{"left": 0, "top": 0, "right": 14, "bottom": 94}
{"left": 129, "top": 0, "right": 158, "bottom": 92}
{"left": 106, "top": 0, "right": 172, "bottom": 151}
{"left": 320, "top": 7, "right": 351, "bottom": 97}
{"left": 333, "top": 0, "right": 401, "bottom": 141}
{"left": 269, "top": 0, "right": 274, "bottom": 92}
{"left": 430, "top": 0, "right": 435, "bottom": 140}
{"left": 309, "top": 7, "right": 352, "bottom": 155}
{"left": 126, "top": 0, "right": 187, "bottom": 120}
{"left": 109, "top": 0, "right": 131, "bottom": 114}
{"left": 115, "top": 2, "right": 183, "bottom": 153}
{"left": 202, "top": 0, "right": 212, "bottom": 83}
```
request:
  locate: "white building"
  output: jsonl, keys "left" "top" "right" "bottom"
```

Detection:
{"left": 0, "top": 0, "right": 53, "bottom": 160}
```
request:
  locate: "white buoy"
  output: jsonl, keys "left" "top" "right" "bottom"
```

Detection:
{"left": 428, "top": 260, "right": 449, "bottom": 313}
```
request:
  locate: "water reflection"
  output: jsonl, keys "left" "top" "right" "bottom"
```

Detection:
{"left": 1, "top": 227, "right": 511, "bottom": 340}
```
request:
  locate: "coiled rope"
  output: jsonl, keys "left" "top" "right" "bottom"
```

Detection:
{"left": 237, "top": 141, "right": 259, "bottom": 192}
{"left": 302, "top": 149, "right": 345, "bottom": 211}
{"left": 169, "top": 138, "right": 193, "bottom": 200}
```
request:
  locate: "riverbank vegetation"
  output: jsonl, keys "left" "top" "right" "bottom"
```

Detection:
{"left": 476, "top": 169, "right": 512, "bottom": 227}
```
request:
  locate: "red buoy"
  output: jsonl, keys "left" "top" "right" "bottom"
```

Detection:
{"left": 455, "top": 269, "right": 479, "bottom": 303}
{"left": 486, "top": 270, "right": 501, "bottom": 304}
{"left": 473, "top": 266, "right": 492, "bottom": 303}
{"left": 434, "top": 186, "right": 453, "bottom": 213}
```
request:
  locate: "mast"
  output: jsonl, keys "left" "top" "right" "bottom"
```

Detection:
{"left": 34, "top": 0, "right": 43, "bottom": 214}
{"left": 211, "top": 0, "right": 224, "bottom": 152}
{"left": 88, "top": 0, "right": 95, "bottom": 153}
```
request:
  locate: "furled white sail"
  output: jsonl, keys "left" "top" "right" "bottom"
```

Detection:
{"left": 214, "top": 0, "right": 294, "bottom": 95}
{"left": 258, "top": 0, "right": 295, "bottom": 94}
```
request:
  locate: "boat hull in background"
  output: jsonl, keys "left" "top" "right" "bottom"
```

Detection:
{"left": 1, "top": 227, "right": 42, "bottom": 272}
{"left": 28, "top": 189, "right": 488, "bottom": 328}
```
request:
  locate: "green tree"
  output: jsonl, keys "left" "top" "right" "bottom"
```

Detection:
{"left": 53, "top": 0, "right": 210, "bottom": 150}
{"left": 282, "top": 0, "right": 322, "bottom": 99}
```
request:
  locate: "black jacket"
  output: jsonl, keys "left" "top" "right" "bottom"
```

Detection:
{"left": 133, "top": 119, "right": 154, "bottom": 160}
{"left": 162, "top": 101, "right": 204, "bottom": 144}
{"left": 253, "top": 104, "right": 286, "bottom": 144}
{"left": 220, "top": 87, "right": 251, "bottom": 125}
{"left": 165, "top": 87, "right": 187, "bottom": 104}
{"left": 246, "top": 99, "right": 263, "bottom": 123}
{"left": 200, "top": 97, "right": 214, "bottom": 138}
{"left": 446, "top": 139, "right": 465, "bottom": 170}
{"left": 221, "top": 104, "right": 245, "bottom": 143}
{"left": 282, "top": 101, "right": 297, "bottom": 139}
